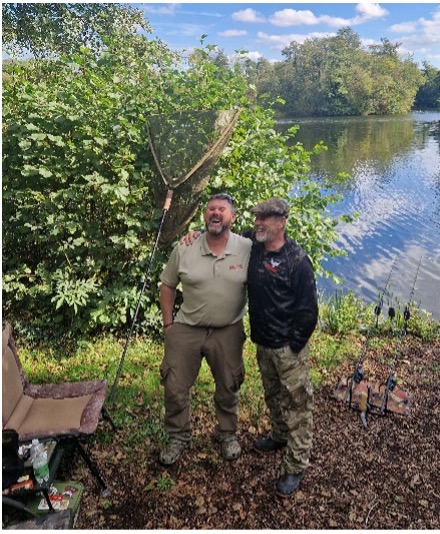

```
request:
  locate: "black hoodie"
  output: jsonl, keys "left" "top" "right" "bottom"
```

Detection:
{"left": 247, "top": 236, "right": 318, "bottom": 352}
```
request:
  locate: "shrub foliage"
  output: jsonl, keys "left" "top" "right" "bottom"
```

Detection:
{"left": 2, "top": 6, "right": 350, "bottom": 337}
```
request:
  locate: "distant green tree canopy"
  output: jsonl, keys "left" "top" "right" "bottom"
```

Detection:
{"left": 414, "top": 61, "right": 440, "bottom": 109}
{"left": 236, "top": 28, "right": 430, "bottom": 117}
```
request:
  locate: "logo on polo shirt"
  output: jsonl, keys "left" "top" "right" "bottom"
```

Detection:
{"left": 229, "top": 264, "right": 244, "bottom": 270}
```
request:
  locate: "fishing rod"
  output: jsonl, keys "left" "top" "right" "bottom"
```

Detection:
{"left": 108, "top": 190, "right": 174, "bottom": 403}
{"left": 386, "top": 287, "right": 398, "bottom": 334}
{"left": 344, "top": 255, "right": 398, "bottom": 407}
{"left": 373, "top": 255, "right": 398, "bottom": 328}
{"left": 379, "top": 256, "right": 423, "bottom": 416}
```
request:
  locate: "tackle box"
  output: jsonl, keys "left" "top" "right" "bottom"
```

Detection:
{"left": 26, "top": 480, "right": 84, "bottom": 527}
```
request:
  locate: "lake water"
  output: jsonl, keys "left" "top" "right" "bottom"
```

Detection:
{"left": 280, "top": 112, "right": 440, "bottom": 320}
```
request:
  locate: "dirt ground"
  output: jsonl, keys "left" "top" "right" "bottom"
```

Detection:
{"left": 5, "top": 335, "right": 439, "bottom": 529}
{"left": 70, "top": 335, "right": 439, "bottom": 530}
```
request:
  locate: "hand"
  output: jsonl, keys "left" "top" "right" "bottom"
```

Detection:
{"left": 180, "top": 230, "right": 202, "bottom": 246}
{"left": 163, "top": 323, "right": 173, "bottom": 333}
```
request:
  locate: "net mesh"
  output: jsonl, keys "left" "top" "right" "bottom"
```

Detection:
{"left": 147, "top": 109, "right": 241, "bottom": 243}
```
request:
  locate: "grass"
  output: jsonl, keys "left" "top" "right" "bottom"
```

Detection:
{"left": 15, "top": 292, "right": 439, "bottom": 446}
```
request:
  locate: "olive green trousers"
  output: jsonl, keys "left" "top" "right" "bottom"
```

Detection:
{"left": 160, "top": 321, "right": 246, "bottom": 441}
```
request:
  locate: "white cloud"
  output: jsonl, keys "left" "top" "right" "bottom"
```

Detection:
{"left": 326, "top": 3, "right": 389, "bottom": 27}
{"left": 164, "top": 23, "right": 208, "bottom": 38}
{"left": 232, "top": 8, "right": 265, "bottom": 24}
{"left": 355, "top": 3, "right": 389, "bottom": 20}
{"left": 189, "top": 10, "right": 223, "bottom": 19}
{"left": 389, "top": 22, "right": 417, "bottom": 33}
{"left": 269, "top": 9, "right": 319, "bottom": 27}
{"left": 257, "top": 32, "right": 297, "bottom": 48}
{"left": 266, "top": 3, "right": 389, "bottom": 29}
{"left": 427, "top": 53, "right": 440, "bottom": 63}
{"left": 242, "top": 51, "right": 263, "bottom": 61}
{"left": 219, "top": 30, "right": 247, "bottom": 38}
{"left": 360, "top": 38, "right": 377, "bottom": 48}
{"left": 228, "top": 50, "right": 263, "bottom": 63}
{"left": 143, "top": 4, "right": 181, "bottom": 16}
{"left": 318, "top": 15, "right": 355, "bottom": 28}
{"left": 387, "top": 7, "right": 440, "bottom": 61}
{"left": 418, "top": 10, "right": 440, "bottom": 44}
{"left": 143, "top": 4, "right": 222, "bottom": 19}
{"left": 257, "top": 31, "right": 334, "bottom": 50}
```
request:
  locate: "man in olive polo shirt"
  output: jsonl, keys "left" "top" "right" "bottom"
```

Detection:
{"left": 159, "top": 193, "right": 252, "bottom": 465}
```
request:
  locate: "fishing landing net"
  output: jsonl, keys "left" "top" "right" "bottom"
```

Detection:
{"left": 109, "top": 108, "right": 241, "bottom": 401}
{"left": 147, "top": 108, "right": 241, "bottom": 243}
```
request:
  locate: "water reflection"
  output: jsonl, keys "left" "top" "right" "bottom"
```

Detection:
{"left": 280, "top": 112, "right": 440, "bottom": 319}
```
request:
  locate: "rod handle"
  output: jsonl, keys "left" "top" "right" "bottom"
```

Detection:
{"left": 164, "top": 189, "right": 173, "bottom": 211}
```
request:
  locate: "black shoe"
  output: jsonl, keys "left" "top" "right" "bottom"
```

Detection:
{"left": 276, "top": 472, "right": 304, "bottom": 497}
{"left": 254, "top": 436, "right": 287, "bottom": 453}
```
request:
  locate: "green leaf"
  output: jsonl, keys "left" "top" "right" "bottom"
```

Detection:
{"left": 47, "top": 134, "right": 65, "bottom": 146}
{"left": 38, "top": 167, "right": 53, "bottom": 177}
{"left": 30, "top": 133, "right": 47, "bottom": 141}
{"left": 18, "top": 139, "right": 32, "bottom": 149}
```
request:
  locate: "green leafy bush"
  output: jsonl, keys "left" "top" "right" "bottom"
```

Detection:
{"left": 3, "top": 30, "right": 350, "bottom": 338}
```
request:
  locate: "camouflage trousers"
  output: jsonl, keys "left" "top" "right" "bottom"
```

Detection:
{"left": 256, "top": 342, "right": 314, "bottom": 475}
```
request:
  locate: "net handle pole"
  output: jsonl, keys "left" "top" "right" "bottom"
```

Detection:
{"left": 146, "top": 124, "right": 169, "bottom": 187}
{"left": 108, "top": 189, "right": 174, "bottom": 403}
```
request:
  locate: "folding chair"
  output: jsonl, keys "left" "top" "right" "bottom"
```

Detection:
{"left": 2, "top": 322, "right": 116, "bottom": 494}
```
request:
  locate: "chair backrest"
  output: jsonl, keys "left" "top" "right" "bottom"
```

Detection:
{"left": 2, "top": 323, "right": 27, "bottom": 427}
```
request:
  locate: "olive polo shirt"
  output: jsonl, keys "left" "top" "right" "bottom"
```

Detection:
{"left": 160, "top": 232, "right": 252, "bottom": 327}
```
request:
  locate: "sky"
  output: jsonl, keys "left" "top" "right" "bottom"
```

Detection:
{"left": 136, "top": 2, "right": 440, "bottom": 68}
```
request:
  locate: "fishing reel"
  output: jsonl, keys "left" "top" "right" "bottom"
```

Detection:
{"left": 385, "top": 371, "right": 397, "bottom": 392}
{"left": 374, "top": 302, "right": 382, "bottom": 319}
{"left": 378, "top": 371, "right": 398, "bottom": 415}
{"left": 374, "top": 301, "right": 383, "bottom": 328}
{"left": 354, "top": 365, "right": 364, "bottom": 384}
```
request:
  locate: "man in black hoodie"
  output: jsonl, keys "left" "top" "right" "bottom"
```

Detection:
{"left": 247, "top": 198, "right": 318, "bottom": 498}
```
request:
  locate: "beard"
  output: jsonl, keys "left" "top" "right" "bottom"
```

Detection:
{"left": 254, "top": 228, "right": 268, "bottom": 243}
{"left": 206, "top": 219, "right": 228, "bottom": 235}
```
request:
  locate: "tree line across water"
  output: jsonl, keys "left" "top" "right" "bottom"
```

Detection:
{"left": 217, "top": 27, "right": 440, "bottom": 117}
